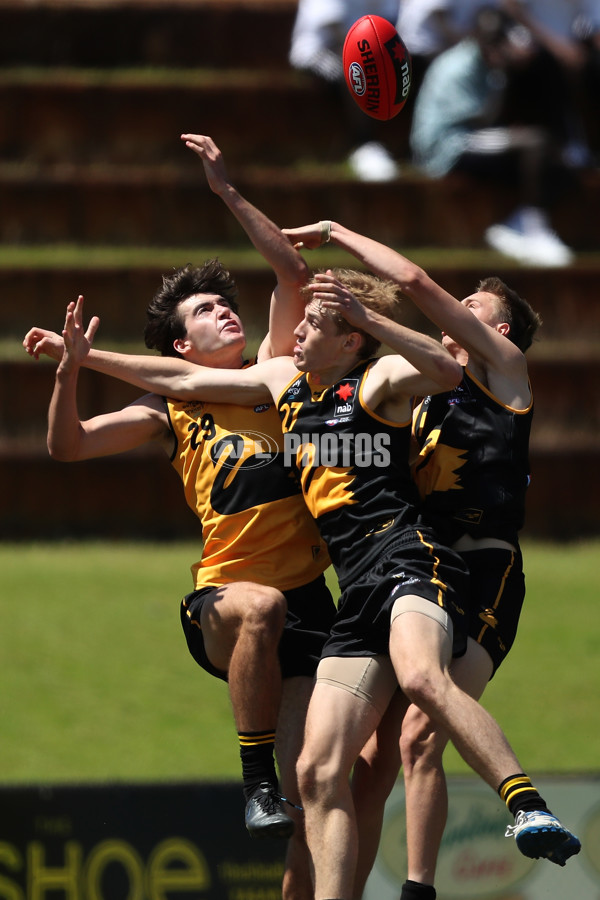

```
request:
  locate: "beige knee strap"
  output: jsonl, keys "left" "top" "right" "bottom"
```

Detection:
{"left": 391, "top": 594, "right": 452, "bottom": 635}
{"left": 316, "top": 655, "right": 398, "bottom": 716}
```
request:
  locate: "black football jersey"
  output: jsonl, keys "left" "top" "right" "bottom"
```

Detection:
{"left": 412, "top": 367, "right": 533, "bottom": 545}
{"left": 276, "top": 358, "right": 421, "bottom": 587}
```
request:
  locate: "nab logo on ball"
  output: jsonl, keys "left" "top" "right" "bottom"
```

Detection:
{"left": 343, "top": 14, "right": 412, "bottom": 121}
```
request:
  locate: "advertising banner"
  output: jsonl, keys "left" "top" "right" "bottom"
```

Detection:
{"left": 0, "top": 782, "right": 284, "bottom": 899}
{"left": 364, "top": 776, "right": 600, "bottom": 900}
{"left": 0, "top": 777, "right": 598, "bottom": 899}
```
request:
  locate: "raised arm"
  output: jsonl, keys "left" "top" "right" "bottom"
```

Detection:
{"left": 46, "top": 300, "right": 168, "bottom": 461}
{"left": 182, "top": 133, "right": 309, "bottom": 359}
{"left": 285, "top": 220, "right": 524, "bottom": 371}
{"left": 85, "top": 348, "right": 273, "bottom": 404}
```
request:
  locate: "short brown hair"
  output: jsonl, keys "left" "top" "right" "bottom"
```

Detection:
{"left": 477, "top": 276, "right": 542, "bottom": 351}
{"left": 306, "top": 267, "right": 402, "bottom": 359}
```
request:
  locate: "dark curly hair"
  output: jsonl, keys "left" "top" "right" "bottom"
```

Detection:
{"left": 144, "top": 260, "right": 239, "bottom": 357}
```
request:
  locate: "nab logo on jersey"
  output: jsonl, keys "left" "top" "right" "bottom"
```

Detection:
{"left": 334, "top": 379, "right": 358, "bottom": 417}
{"left": 448, "top": 380, "right": 476, "bottom": 407}
{"left": 285, "top": 378, "right": 303, "bottom": 398}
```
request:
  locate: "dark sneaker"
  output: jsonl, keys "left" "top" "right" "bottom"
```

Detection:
{"left": 244, "top": 782, "right": 295, "bottom": 840}
{"left": 505, "top": 810, "right": 581, "bottom": 865}
{"left": 546, "top": 832, "right": 582, "bottom": 866}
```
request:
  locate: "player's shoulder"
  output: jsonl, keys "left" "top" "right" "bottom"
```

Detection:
{"left": 480, "top": 341, "right": 529, "bottom": 385}
{"left": 128, "top": 391, "right": 171, "bottom": 427}
{"left": 117, "top": 392, "right": 172, "bottom": 447}
{"left": 258, "top": 354, "right": 297, "bottom": 376}
{"left": 369, "top": 353, "right": 413, "bottom": 379}
{"left": 130, "top": 391, "right": 169, "bottom": 412}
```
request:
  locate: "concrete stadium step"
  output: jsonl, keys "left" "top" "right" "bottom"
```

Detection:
{"left": 0, "top": 450, "right": 200, "bottom": 540}
{"left": 1, "top": 69, "right": 407, "bottom": 167}
{"left": 2, "top": 163, "right": 598, "bottom": 248}
{"left": 0, "top": 0, "right": 298, "bottom": 70}
{"left": 0, "top": 68, "right": 370, "bottom": 165}
{"left": 4, "top": 258, "right": 600, "bottom": 345}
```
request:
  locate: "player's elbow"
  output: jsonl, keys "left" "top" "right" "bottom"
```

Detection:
{"left": 47, "top": 436, "right": 78, "bottom": 462}
{"left": 438, "top": 357, "right": 462, "bottom": 390}
{"left": 285, "top": 254, "right": 311, "bottom": 290}
{"left": 47, "top": 446, "right": 76, "bottom": 462}
{"left": 176, "top": 373, "right": 207, "bottom": 400}
{"left": 397, "top": 264, "right": 429, "bottom": 296}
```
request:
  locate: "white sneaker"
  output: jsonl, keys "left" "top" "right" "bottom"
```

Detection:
{"left": 485, "top": 207, "right": 574, "bottom": 267}
{"left": 528, "top": 231, "right": 574, "bottom": 267}
{"left": 505, "top": 809, "right": 581, "bottom": 866}
{"left": 348, "top": 142, "right": 399, "bottom": 182}
{"left": 485, "top": 222, "right": 532, "bottom": 263}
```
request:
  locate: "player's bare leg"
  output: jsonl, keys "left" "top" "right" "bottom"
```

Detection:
{"left": 202, "top": 582, "right": 293, "bottom": 838}
{"left": 297, "top": 680, "right": 384, "bottom": 900}
{"left": 390, "top": 603, "right": 580, "bottom": 868}
{"left": 398, "top": 642, "right": 492, "bottom": 895}
{"left": 277, "top": 676, "right": 315, "bottom": 900}
{"left": 352, "top": 691, "right": 406, "bottom": 899}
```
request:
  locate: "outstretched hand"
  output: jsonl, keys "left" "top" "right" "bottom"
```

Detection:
{"left": 24, "top": 295, "right": 99, "bottom": 365}
{"left": 23, "top": 325, "right": 64, "bottom": 362}
{"left": 59, "top": 295, "right": 100, "bottom": 373}
{"left": 308, "top": 271, "right": 369, "bottom": 329}
{"left": 181, "top": 133, "right": 230, "bottom": 195}
{"left": 283, "top": 221, "right": 331, "bottom": 251}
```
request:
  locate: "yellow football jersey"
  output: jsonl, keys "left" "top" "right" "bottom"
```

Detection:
{"left": 167, "top": 395, "right": 329, "bottom": 590}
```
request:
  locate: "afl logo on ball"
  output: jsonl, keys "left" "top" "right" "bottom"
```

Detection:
{"left": 348, "top": 62, "right": 366, "bottom": 96}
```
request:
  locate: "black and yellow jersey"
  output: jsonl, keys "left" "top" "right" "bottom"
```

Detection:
{"left": 412, "top": 367, "right": 533, "bottom": 545}
{"left": 166, "top": 387, "right": 329, "bottom": 590}
{"left": 276, "top": 358, "right": 420, "bottom": 589}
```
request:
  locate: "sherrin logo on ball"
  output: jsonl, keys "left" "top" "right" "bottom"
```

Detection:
{"left": 343, "top": 14, "right": 412, "bottom": 121}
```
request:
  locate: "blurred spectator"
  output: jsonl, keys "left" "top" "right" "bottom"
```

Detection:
{"left": 410, "top": 5, "right": 575, "bottom": 266}
{"left": 289, "top": 0, "right": 402, "bottom": 181}
{"left": 501, "top": 0, "right": 600, "bottom": 167}
{"left": 397, "top": 0, "right": 502, "bottom": 91}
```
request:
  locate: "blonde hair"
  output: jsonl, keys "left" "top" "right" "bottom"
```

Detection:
{"left": 305, "top": 267, "right": 402, "bottom": 359}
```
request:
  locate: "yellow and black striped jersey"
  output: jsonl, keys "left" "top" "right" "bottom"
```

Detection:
{"left": 276, "top": 358, "right": 420, "bottom": 588}
{"left": 167, "top": 387, "right": 329, "bottom": 590}
{"left": 412, "top": 367, "right": 533, "bottom": 545}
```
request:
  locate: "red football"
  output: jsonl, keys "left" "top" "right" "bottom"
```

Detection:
{"left": 343, "top": 15, "right": 412, "bottom": 121}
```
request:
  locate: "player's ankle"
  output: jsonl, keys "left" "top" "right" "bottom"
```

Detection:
{"left": 400, "top": 880, "right": 436, "bottom": 900}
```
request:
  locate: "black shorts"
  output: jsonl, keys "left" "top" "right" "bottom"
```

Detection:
{"left": 322, "top": 528, "right": 469, "bottom": 660}
{"left": 180, "top": 573, "right": 336, "bottom": 682}
{"left": 460, "top": 547, "right": 525, "bottom": 677}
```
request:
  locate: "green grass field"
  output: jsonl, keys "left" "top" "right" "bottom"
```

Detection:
{"left": 0, "top": 539, "right": 598, "bottom": 784}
